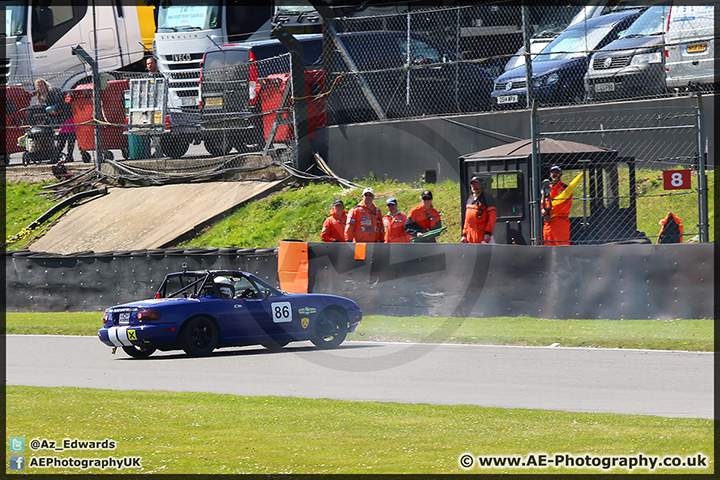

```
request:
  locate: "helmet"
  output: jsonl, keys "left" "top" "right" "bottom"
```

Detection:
{"left": 213, "top": 276, "right": 235, "bottom": 299}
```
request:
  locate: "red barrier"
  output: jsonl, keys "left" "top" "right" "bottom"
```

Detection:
{"left": 69, "top": 79, "right": 129, "bottom": 155}
{"left": 259, "top": 70, "right": 326, "bottom": 142}
{"left": 4, "top": 86, "right": 33, "bottom": 155}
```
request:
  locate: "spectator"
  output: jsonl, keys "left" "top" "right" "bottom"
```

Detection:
{"left": 321, "top": 199, "right": 347, "bottom": 242}
{"left": 462, "top": 176, "right": 497, "bottom": 244}
{"left": 34, "top": 78, "right": 71, "bottom": 125}
{"left": 405, "top": 190, "right": 442, "bottom": 243}
{"left": 344, "top": 187, "right": 384, "bottom": 243}
{"left": 146, "top": 56, "right": 160, "bottom": 75}
{"left": 383, "top": 198, "right": 412, "bottom": 243}
{"left": 541, "top": 166, "right": 572, "bottom": 246}
{"left": 57, "top": 115, "right": 76, "bottom": 162}
{"left": 145, "top": 57, "right": 163, "bottom": 156}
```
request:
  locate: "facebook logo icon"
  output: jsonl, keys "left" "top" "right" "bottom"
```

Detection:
{"left": 10, "top": 455, "right": 25, "bottom": 470}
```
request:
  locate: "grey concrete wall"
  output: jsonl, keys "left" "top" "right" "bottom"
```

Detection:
{"left": 312, "top": 95, "right": 714, "bottom": 184}
{"left": 6, "top": 243, "right": 712, "bottom": 320}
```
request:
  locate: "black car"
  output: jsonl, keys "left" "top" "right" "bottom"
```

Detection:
{"left": 199, "top": 34, "right": 324, "bottom": 156}
{"left": 325, "top": 30, "right": 496, "bottom": 124}
{"left": 584, "top": 4, "right": 670, "bottom": 102}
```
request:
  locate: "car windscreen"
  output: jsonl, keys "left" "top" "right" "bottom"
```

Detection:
{"left": 621, "top": 5, "right": 668, "bottom": 37}
{"left": 203, "top": 50, "right": 251, "bottom": 82}
{"left": 157, "top": 0, "right": 219, "bottom": 32}
{"left": 536, "top": 24, "right": 615, "bottom": 61}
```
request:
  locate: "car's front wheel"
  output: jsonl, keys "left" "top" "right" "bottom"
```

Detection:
{"left": 122, "top": 345, "right": 156, "bottom": 358}
{"left": 180, "top": 317, "right": 219, "bottom": 356}
{"left": 310, "top": 309, "right": 347, "bottom": 349}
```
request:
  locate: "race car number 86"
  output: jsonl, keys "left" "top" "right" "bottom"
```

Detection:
{"left": 272, "top": 302, "right": 293, "bottom": 323}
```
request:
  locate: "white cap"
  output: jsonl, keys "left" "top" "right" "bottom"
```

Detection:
{"left": 362, "top": 187, "right": 374, "bottom": 195}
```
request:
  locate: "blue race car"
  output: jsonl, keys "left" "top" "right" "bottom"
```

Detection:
{"left": 98, "top": 267, "right": 362, "bottom": 358}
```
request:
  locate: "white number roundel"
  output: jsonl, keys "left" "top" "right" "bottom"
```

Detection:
{"left": 271, "top": 302, "right": 292, "bottom": 323}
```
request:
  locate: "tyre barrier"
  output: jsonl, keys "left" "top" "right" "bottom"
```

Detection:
{"left": 5, "top": 243, "right": 713, "bottom": 319}
{"left": 5, "top": 247, "right": 279, "bottom": 312}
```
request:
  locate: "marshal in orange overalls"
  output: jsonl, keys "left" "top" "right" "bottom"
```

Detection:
{"left": 542, "top": 182, "right": 572, "bottom": 246}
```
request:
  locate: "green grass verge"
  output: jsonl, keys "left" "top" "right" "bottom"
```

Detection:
{"left": 5, "top": 312, "right": 713, "bottom": 351}
{"left": 6, "top": 386, "right": 713, "bottom": 474}
{"left": 4, "top": 171, "right": 714, "bottom": 250}
{"left": 4, "top": 180, "right": 68, "bottom": 249}
{"left": 348, "top": 316, "right": 715, "bottom": 351}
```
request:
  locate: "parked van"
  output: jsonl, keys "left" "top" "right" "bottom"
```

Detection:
{"left": 198, "top": 34, "right": 324, "bottom": 156}
{"left": 665, "top": 2, "right": 717, "bottom": 89}
{"left": 503, "top": 1, "right": 639, "bottom": 73}
{"left": 585, "top": 4, "right": 669, "bottom": 102}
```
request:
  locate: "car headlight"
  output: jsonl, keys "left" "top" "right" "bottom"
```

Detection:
{"left": 534, "top": 73, "right": 559, "bottom": 87}
{"left": 630, "top": 52, "right": 662, "bottom": 66}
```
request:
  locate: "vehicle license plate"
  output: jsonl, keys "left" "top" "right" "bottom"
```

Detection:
{"left": 595, "top": 83, "right": 615, "bottom": 93}
{"left": 205, "top": 97, "right": 223, "bottom": 107}
{"left": 497, "top": 95, "right": 518, "bottom": 105}
{"left": 687, "top": 43, "right": 707, "bottom": 53}
{"left": 119, "top": 312, "right": 131, "bottom": 324}
{"left": 181, "top": 97, "right": 198, "bottom": 106}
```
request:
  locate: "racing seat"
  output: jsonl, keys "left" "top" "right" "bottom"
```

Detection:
{"left": 213, "top": 276, "right": 235, "bottom": 299}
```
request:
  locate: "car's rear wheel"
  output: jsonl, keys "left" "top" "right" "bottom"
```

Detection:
{"left": 122, "top": 345, "right": 156, "bottom": 358}
{"left": 180, "top": 317, "right": 219, "bottom": 356}
{"left": 310, "top": 309, "right": 347, "bottom": 349}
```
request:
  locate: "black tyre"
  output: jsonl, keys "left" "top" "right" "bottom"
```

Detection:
{"left": 180, "top": 317, "right": 219, "bottom": 356}
{"left": 260, "top": 339, "right": 290, "bottom": 351}
{"left": 204, "top": 134, "right": 232, "bottom": 157}
{"left": 22, "top": 151, "right": 29, "bottom": 165}
{"left": 159, "top": 136, "right": 189, "bottom": 158}
{"left": 80, "top": 151, "right": 91, "bottom": 163}
{"left": 122, "top": 345, "right": 156, "bottom": 358}
{"left": 121, "top": 147, "right": 129, "bottom": 160}
{"left": 103, "top": 150, "right": 114, "bottom": 161}
{"left": 310, "top": 309, "right": 347, "bottom": 349}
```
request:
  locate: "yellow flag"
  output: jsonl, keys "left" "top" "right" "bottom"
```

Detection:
{"left": 552, "top": 172, "right": 584, "bottom": 206}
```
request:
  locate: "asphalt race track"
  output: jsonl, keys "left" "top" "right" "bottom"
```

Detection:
{"left": 5, "top": 335, "right": 713, "bottom": 419}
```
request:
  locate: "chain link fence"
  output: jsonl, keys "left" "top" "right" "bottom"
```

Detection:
{"left": 2, "top": 2, "right": 714, "bottom": 244}
{"left": 534, "top": 101, "right": 710, "bottom": 244}
{"left": 322, "top": 2, "right": 716, "bottom": 123}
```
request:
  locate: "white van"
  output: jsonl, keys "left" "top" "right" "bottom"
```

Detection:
{"left": 665, "top": 2, "right": 717, "bottom": 89}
